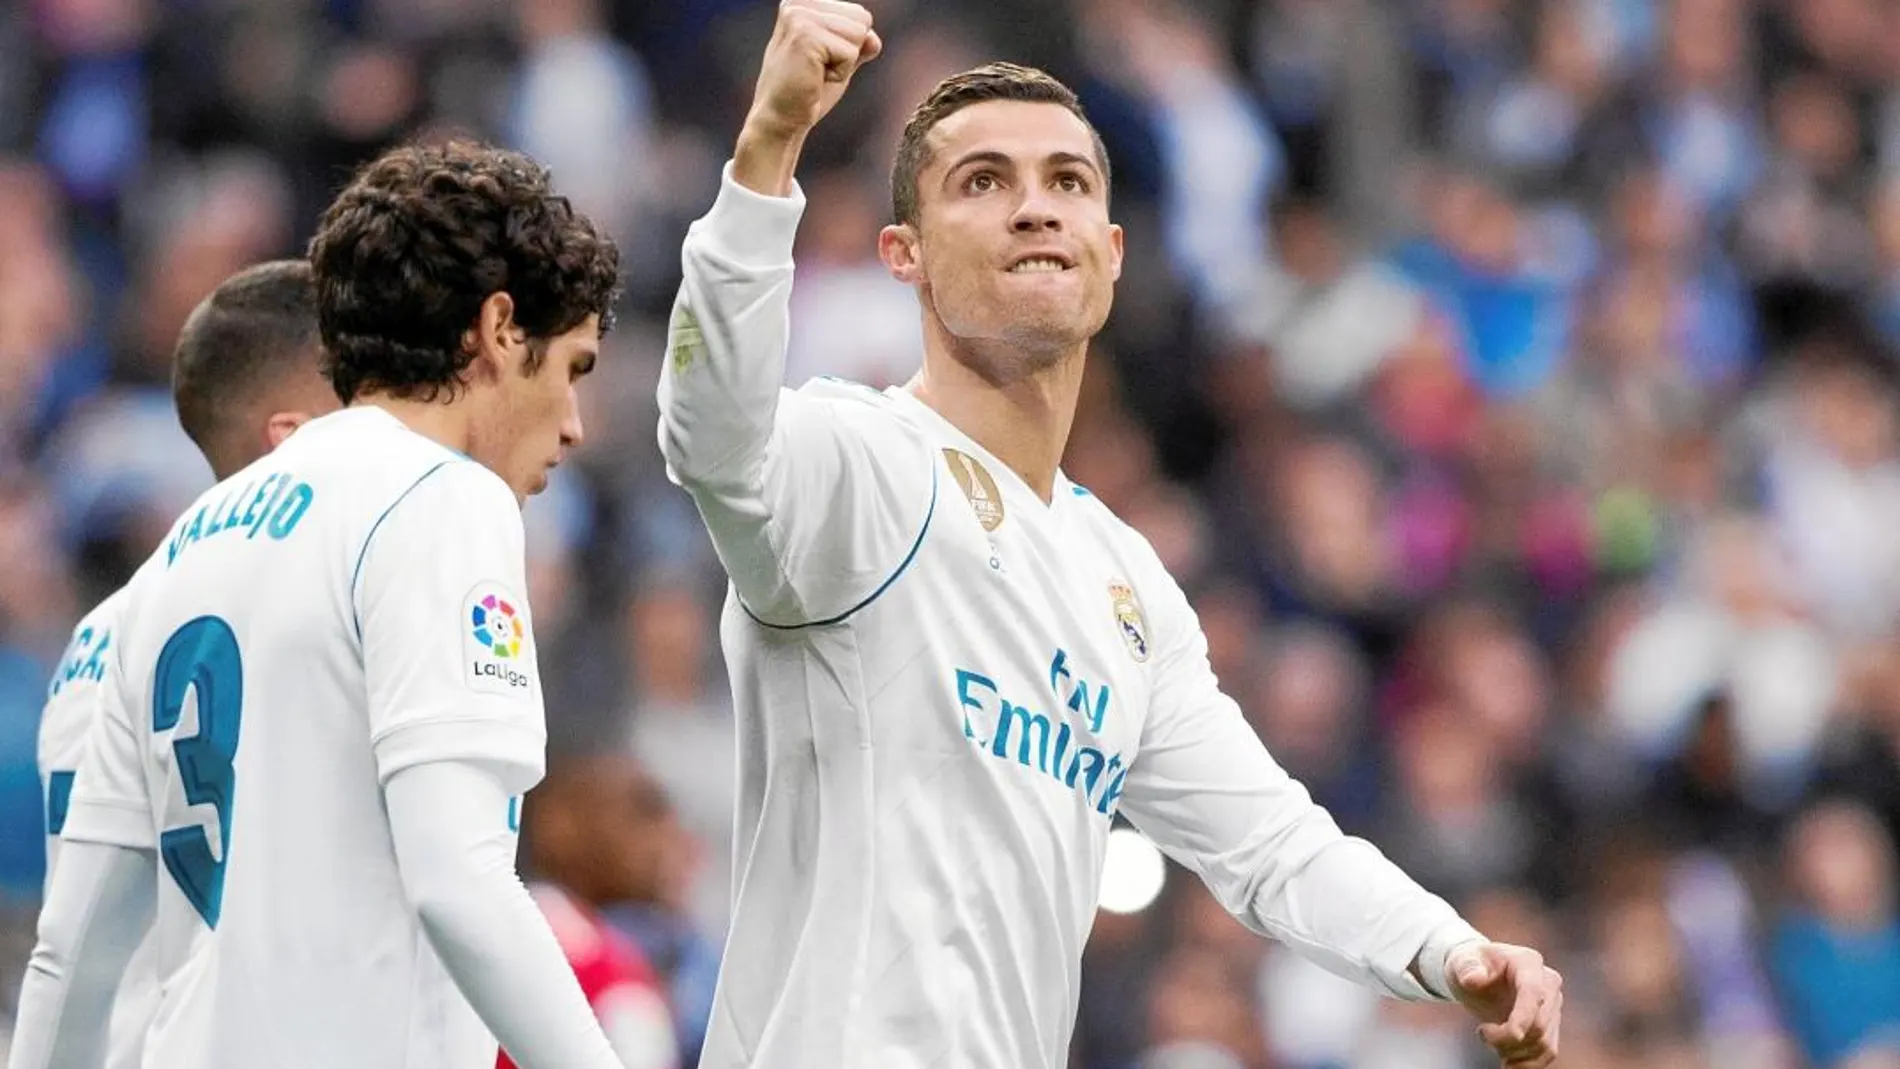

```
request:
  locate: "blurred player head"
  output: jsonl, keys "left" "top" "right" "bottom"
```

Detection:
{"left": 879, "top": 63, "right": 1122, "bottom": 380}
{"left": 172, "top": 259, "right": 340, "bottom": 480}
{"left": 307, "top": 140, "right": 620, "bottom": 500}
{"left": 524, "top": 753, "right": 694, "bottom": 911}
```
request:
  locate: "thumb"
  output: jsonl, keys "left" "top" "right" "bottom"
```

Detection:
{"left": 1449, "top": 943, "right": 1499, "bottom": 991}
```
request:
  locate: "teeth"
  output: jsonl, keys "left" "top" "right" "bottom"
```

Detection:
{"left": 1010, "top": 258, "right": 1067, "bottom": 273}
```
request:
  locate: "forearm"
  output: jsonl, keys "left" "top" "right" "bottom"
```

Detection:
{"left": 9, "top": 840, "right": 154, "bottom": 1069}
{"left": 733, "top": 119, "right": 807, "bottom": 198}
{"left": 1241, "top": 819, "right": 1484, "bottom": 1001}
{"left": 384, "top": 762, "right": 620, "bottom": 1069}
{"left": 656, "top": 159, "right": 805, "bottom": 494}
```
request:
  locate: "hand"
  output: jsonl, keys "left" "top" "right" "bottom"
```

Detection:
{"left": 1447, "top": 941, "right": 1563, "bottom": 1068}
{"left": 746, "top": 0, "right": 882, "bottom": 140}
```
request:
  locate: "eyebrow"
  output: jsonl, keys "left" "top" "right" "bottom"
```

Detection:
{"left": 941, "top": 150, "right": 1104, "bottom": 190}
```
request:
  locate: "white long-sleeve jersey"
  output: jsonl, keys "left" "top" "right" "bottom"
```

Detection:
{"left": 658, "top": 165, "right": 1484, "bottom": 1069}
{"left": 17, "top": 407, "right": 618, "bottom": 1069}
{"left": 37, "top": 589, "right": 155, "bottom": 1069}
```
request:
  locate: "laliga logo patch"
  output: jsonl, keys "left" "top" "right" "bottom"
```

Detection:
{"left": 471, "top": 592, "right": 525, "bottom": 658}
{"left": 1108, "top": 580, "right": 1149, "bottom": 663}
{"left": 464, "top": 583, "right": 534, "bottom": 694}
{"left": 944, "top": 448, "right": 1005, "bottom": 532}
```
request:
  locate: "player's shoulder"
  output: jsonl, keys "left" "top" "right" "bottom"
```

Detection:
{"left": 785, "top": 376, "right": 938, "bottom": 478}
{"left": 789, "top": 375, "right": 899, "bottom": 426}
{"left": 284, "top": 407, "right": 512, "bottom": 520}
{"left": 290, "top": 407, "right": 477, "bottom": 489}
{"left": 794, "top": 376, "right": 950, "bottom": 453}
{"left": 1063, "top": 481, "right": 1184, "bottom": 601}
{"left": 795, "top": 374, "right": 893, "bottom": 405}
{"left": 64, "top": 585, "right": 133, "bottom": 647}
{"left": 40, "top": 585, "right": 135, "bottom": 754}
{"left": 1064, "top": 482, "right": 1146, "bottom": 553}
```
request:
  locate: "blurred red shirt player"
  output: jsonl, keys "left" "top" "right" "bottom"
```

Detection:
{"left": 497, "top": 882, "right": 676, "bottom": 1069}
{"left": 502, "top": 758, "right": 683, "bottom": 1069}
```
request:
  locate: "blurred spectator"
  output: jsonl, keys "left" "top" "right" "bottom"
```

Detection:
{"left": 508, "top": 0, "right": 655, "bottom": 247}
{"left": 1390, "top": 166, "right": 1577, "bottom": 403}
{"left": 1218, "top": 196, "right": 1425, "bottom": 413}
{"left": 1770, "top": 800, "right": 1900, "bottom": 1068}
{"left": 1759, "top": 348, "right": 1900, "bottom": 640}
{"left": 623, "top": 576, "right": 734, "bottom": 940}
{"left": 1814, "top": 642, "right": 1900, "bottom": 857}
{"left": 785, "top": 167, "right": 923, "bottom": 389}
{"left": 1246, "top": 620, "right": 1381, "bottom": 830}
{"left": 1607, "top": 514, "right": 1837, "bottom": 802}
{"left": 1378, "top": 701, "right": 1536, "bottom": 904}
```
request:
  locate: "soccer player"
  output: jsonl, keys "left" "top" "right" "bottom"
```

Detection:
{"left": 35, "top": 258, "right": 339, "bottom": 1069}
{"left": 657, "top": 4, "right": 1563, "bottom": 1069}
{"left": 10, "top": 141, "right": 628, "bottom": 1069}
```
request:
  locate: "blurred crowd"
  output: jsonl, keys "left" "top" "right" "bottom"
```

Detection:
{"left": 4, "top": 0, "right": 1900, "bottom": 1066}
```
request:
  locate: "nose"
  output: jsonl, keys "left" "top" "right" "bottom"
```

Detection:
{"left": 1010, "top": 190, "right": 1063, "bottom": 234}
{"left": 560, "top": 387, "right": 585, "bottom": 451}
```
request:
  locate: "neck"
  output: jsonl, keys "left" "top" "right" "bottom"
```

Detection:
{"left": 357, "top": 394, "right": 475, "bottom": 456}
{"left": 908, "top": 330, "right": 1086, "bottom": 503}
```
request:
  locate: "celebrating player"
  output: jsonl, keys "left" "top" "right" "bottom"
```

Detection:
{"left": 657, "top": 4, "right": 1563, "bottom": 1068}
{"left": 34, "top": 259, "right": 339, "bottom": 1069}
{"left": 10, "top": 141, "right": 627, "bottom": 1069}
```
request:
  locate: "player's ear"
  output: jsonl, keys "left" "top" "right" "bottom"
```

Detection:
{"left": 469, "top": 292, "right": 526, "bottom": 381}
{"left": 880, "top": 223, "right": 924, "bottom": 285}
{"left": 263, "top": 410, "right": 311, "bottom": 451}
{"left": 1108, "top": 223, "right": 1124, "bottom": 283}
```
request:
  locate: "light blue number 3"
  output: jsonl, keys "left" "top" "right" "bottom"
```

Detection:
{"left": 152, "top": 616, "right": 243, "bottom": 929}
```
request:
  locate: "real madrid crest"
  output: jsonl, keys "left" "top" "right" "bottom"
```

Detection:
{"left": 1108, "top": 579, "right": 1150, "bottom": 663}
{"left": 943, "top": 448, "right": 1006, "bottom": 532}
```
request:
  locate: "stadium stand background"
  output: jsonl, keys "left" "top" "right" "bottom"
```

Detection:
{"left": 3, "top": 0, "right": 1900, "bottom": 1066}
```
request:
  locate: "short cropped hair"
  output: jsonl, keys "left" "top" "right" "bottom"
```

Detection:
{"left": 891, "top": 62, "right": 1111, "bottom": 226}
{"left": 172, "top": 259, "right": 321, "bottom": 457}
{"left": 307, "top": 140, "right": 620, "bottom": 405}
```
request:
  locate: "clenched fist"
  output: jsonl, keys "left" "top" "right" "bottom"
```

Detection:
{"left": 746, "top": 0, "right": 882, "bottom": 140}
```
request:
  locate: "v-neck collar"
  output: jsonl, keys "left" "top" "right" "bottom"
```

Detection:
{"left": 885, "top": 387, "right": 1072, "bottom": 513}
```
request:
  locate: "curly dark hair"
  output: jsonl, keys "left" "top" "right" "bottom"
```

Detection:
{"left": 308, "top": 140, "right": 621, "bottom": 404}
{"left": 891, "top": 62, "right": 1110, "bottom": 226}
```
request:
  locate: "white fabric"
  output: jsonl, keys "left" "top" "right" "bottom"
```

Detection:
{"left": 36, "top": 588, "right": 157, "bottom": 1069}
{"left": 385, "top": 761, "right": 622, "bottom": 1069}
{"left": 45, "top": 406, "right": 555, "bottom": 1068}
{"left": 658, "top": 165, "right": 1484, "bottom": 1069}
{"left": 7, "top": 841, "right": 155, "bottom": 1069}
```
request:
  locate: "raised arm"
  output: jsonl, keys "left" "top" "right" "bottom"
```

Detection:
{"left": 1116, "top": 560, "right": 1562, "bottom": 1067}
{"left": 658, "top": 1, "right": 934, "bottom": 629}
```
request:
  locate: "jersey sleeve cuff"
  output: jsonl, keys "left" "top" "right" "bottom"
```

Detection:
{"left": 696, "top": 160, "right": 806, "bottom": 268}
{"left": 59, "top": 798, "right": 155, "bottom": 851}
{"left": 1412, "top": 918, "right": 1490, "bottom": 1001}
{"left": 374, "top": 719, "right": 547, "bottom": 796}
